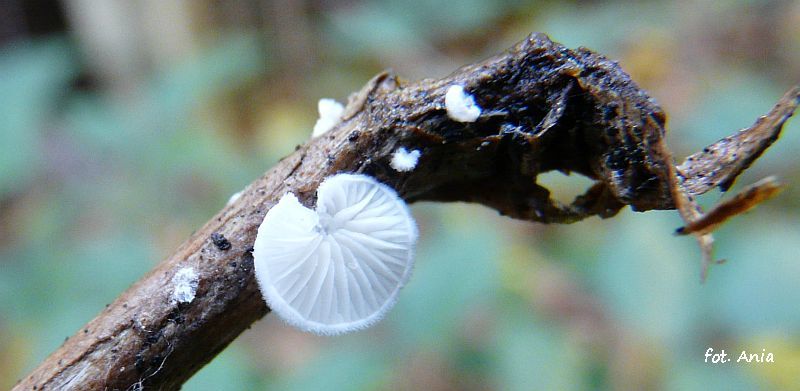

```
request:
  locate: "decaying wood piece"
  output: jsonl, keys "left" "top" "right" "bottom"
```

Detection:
{"left": 678, "top": 85, "right": 800, "bottom": 195}
{"left": 15, "top": 33, "right": 798, "bottom": 390}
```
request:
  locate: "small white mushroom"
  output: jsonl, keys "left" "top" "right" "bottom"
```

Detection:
{"left": 226, "top": 190, "right": 243, "bottom": 206}
{"left": 445, "top": 84, "right": 482, "bottom": 123}
{"left": 390, "top": 147, "right": 421, "bottom": 172}
{"left": 311, "top": 98, "right": 345, "bottom": 138}
{"left": 253, "top": 173, "right": 418, "bottom": 335}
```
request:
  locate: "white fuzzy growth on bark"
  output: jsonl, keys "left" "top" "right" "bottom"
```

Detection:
{"left": 171, "top": 267, "right": 199, "bottom": 304}
{"left": 390, "top": 147, "right": 421, "bottom": 172}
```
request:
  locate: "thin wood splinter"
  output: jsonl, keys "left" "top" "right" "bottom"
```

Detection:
{"left": 676, "top": 176, "right": 785, "bottom": 237}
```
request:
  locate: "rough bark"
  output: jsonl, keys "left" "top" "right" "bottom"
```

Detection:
{"left": 14, "top": 33, "right": 799, "bottom": 390}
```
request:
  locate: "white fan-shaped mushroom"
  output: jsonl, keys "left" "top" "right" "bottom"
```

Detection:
{"left": 253, "top": 173, "right": 418, "bottom": 335}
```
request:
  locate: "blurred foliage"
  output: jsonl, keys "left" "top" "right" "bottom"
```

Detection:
{"left": 1, "top": 0, "right": 799, "bottom": 390}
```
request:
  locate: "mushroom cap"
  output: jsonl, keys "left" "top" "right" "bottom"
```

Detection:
{"left": 311, "top": 98, "right": 345, "bottom": 137}
{"left": 253, "top": 173, "right": 418, "bottom": 335}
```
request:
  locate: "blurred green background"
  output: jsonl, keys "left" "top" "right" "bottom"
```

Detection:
{"left": 1, "top": 0, "right": 799, "bottom": 389}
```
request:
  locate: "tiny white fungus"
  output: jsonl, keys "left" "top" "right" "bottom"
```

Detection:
{"left": 390, "top": 147, "right": 421, "bottom": 172}
{"left": 171, "top": 267, "right": 199, "bottom": 304}
{"left": 311, "top": 98, "right": 345, "bottom": 138}
{"left": 445, "top": 84, "right": 482, "bottom": 122}
{"left": 253, "top": 173, "right": 418, "bottom": 335}
{"left": 226, "top": 190, "right": 243, "bottom": 206}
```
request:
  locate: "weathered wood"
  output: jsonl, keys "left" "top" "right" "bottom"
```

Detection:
{"left": 15, "top": 33, "right": 798, "bottom": 390}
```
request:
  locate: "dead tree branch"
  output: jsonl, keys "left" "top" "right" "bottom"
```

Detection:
{"left": 15, "top": 33, "right": 799, "bottom": 390}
